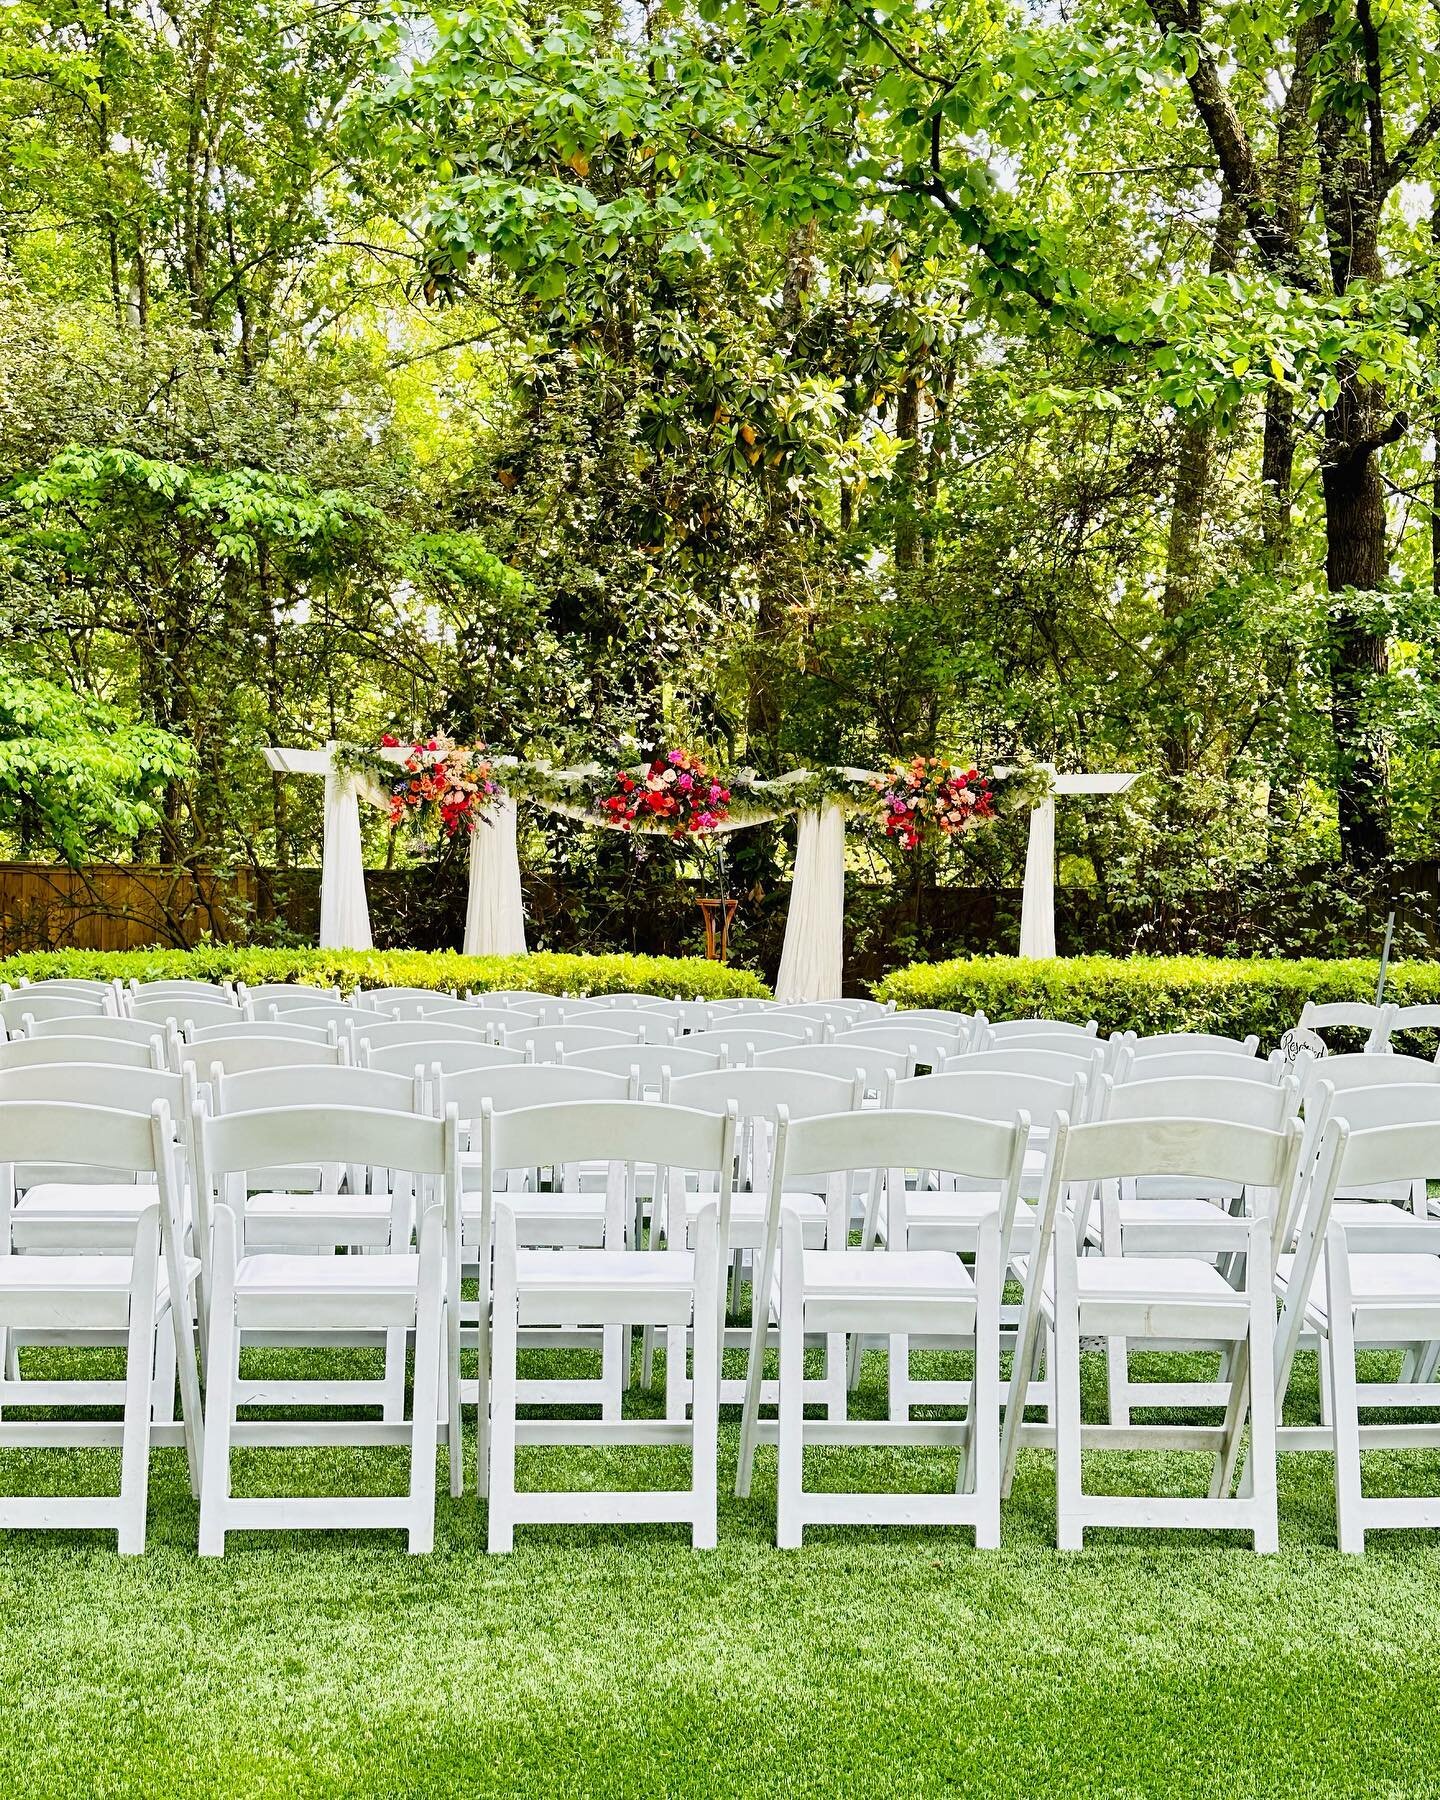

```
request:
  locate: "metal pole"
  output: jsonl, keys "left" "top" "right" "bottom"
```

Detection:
{"left": 1375, "top": 909, "right": 1396, "bottom": 1006}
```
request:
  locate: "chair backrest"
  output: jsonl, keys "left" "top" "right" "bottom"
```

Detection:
{"left": 980, "top": 1015, "right": 1097, "bottom": 1041}
{"left": 564, "top": 1043, "right": 724, "bottom": 1083}
{"left": 708, "top": 1012, "right": 814, "bottom": 1041}
{"left": 130, "top": 996, "right": 241, "bottom": 1031}
{"left": 485, "top": 1098, "right": 735, "bottom": 1182}
{"left": 0, "top": 1033, "right": 160, "bottom": 1070}
{"left": 1115, "top": 1048, "right": 1285, "bottom": 1087}
{"left": 361, "top": 1040, "right": 525, "bottom": 1077}
{"left": 182, "top": 1035, "right": 346, "bottom": 1075}
{"left": 529, "top": 997, "right": 609, "bottom": 1025}
{"left": 936, "top": 1045, "right": 1104, "bottom": 1086}
{"left": 833, "top": 1023, "right": 968, "bottom": 1068}
{"left": 356, "top": 985, "right": 458, "bottom": 1005}
{"left": 1053, "top": 1113, "right": 1302, "bottom": 1190}
{"left": 1100, "top": 1072, "right": 1299, "bottom": 1131}
{"left": 350, "top": 1019, "right": 494, "bottom": 1050}
{"left": 752, "top": 1041, "right": 914, "bottom": 1088}
{"left": 1304, "top": 1051, "right": 1440, "bottom": 1098}
{"left": 2, "top": 977, "right": 117, "bottom": 1002}
{"left": 890, "top": 1066, "right": 1084, "bottom": 1131}
{"left": 505, "top": 1024, "right": 650, "bottom": 1061}
{"left": 0, "top": 1061, "right": 191, "bottom": 1119}
{"left": 237, "top": 982, "right": 340, "bottom": 1010}
{"left": 584, "top": 993, "right": 679, "bottom": 1012}
{"left": 0, "top": 1098, "right": 171, "bottom": 1178}
{"left": 469, "top": 989, "right": 555, "bottom": 1007}
{"left": 277, "top": 1002, "right": 389, "bottom": 1034}
{"left": 212, "top": 1061, "right": 422, "bottom": 1115}
{"left": 773, "top": 1106, "right": 1028, "bottom": 1238}
{"left": 1298, "top": 999, "right": 1396, "bottom": 1050}
{"left": 26, "top": 1014, "right": 170, "bottom": 1050}
{"left": 189, "top": 1018, "right": 336, "bottom": 1045}
{"left": 1124, "top": 1030, "right": 1260, "bottom": 1059}
{"left": 685, "top": 1026, "right": 825, "bottom": 1061}
{"left": 1323, "top": 1082, "right": 1440, "bottom": 1133}
{"left": 666, "top": 1066, "right": 859, "bottom": 1122}
{"left": 774, "top": 1001, "right": 889, "bottom": 1026}
{"left": 1, "top": 992, "right": 109, "bottom": 1029}
{"left": 551, "top": 1008, "right": 674, "bottom": 1043}
{"left": 127, "top": 979, "right": 233, "bottom": 1001}
{"left": 1390, "top": 1005, "right": 1440, "bottom": 1033}
{"left": 438, "top": 1063, "right": 631, "bottom": 1118}
{"left": 195, "top": 1106, "right": 458, "bottom": 1243}
{"left": 375, "top": 996, "right": 506, "bottom": 1023}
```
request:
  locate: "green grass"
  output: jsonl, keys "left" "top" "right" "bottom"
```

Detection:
{"left": 2, "top": 1345, "right": 1440, "bottom": 1798}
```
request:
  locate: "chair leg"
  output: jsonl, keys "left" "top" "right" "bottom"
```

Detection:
{"left": 775, "top": 1219, "right": 806, "bottom": 1550}
{"left": 486, "top": 1215, "right": 519, "bottom": 1555}
{"left": 824, "top": 1331, "right": 847, "bottom": 1421}
{"left": 1326, "top": 1238, "right": 1365, "bottom": 1555}
{"left": 382, "top": 1327, "right": 407, "bottom": 1423}
{"left": 1053, "top": 1220, "right": 1084, "bottom": 1551}
{"left": 408, "top": 1210, "right": 443, "bottom": 1554}
{"left": 888, "top": 1332, "right": 910, "bottom": 1422}
{"left": 446, "top": 1259, "right": 464, "bottom": 1500}
{"left": 969, "top": 1213, "right": 1002, "bottom": 1549}
{"left": 664, "top": 1323, "right": 686, "bottom": 1421}
{"left": 690, "top": 1207, "right": 720, "bottom": 1550}
{"left": 118, "top": 1221, "right": 161, "bottom": 1556}
{"left": 170, "top": 1280, "right": 205, "bottom": 1501}
{"left": 151, "top": 1314, "right": 177, "bottom": 1424}
{"left": 601, "top": 1324, "right": 624, "bottom": 1421}
{"left": 197, "top": 1208, "right": 239, "bottom": 1559}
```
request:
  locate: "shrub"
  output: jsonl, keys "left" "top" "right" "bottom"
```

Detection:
{"left": 0, "top": 947, "right": 771, "bottom": 1001}
{"left": 873, "top": 954, "right": 1440, "bottom": 1049}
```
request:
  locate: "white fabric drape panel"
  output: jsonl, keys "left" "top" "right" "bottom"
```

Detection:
{"left": 464, "top": 794, "right": 528, "bottom": 957}
{"left": 774, "top": 805, "right": 846, "bottom": 1001}
{"left": 319, "top": 759, "right": 373, "bottom": 950}
{"left": 1019, "top": 796, "right": 1057, "bottom": 959}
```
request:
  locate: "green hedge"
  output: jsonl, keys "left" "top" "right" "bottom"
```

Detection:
{"left": 873, "top": 954, "right": 1440, "bottom": 1049}
{"left": 0, "top": 947, "right": 771, "bottom": 1002}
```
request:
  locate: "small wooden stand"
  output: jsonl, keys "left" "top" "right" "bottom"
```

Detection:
{"left": 697, "top": 897, "right": 739, "bottom": 962}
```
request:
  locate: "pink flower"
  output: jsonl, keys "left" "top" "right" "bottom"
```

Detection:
{"left": 708, "top": 783, "right": 721, "bottom": 800}
{"left": 677, "top": 772, "right": 693, "bottom": 790}
{"left": 666, "top": 749, "right": 682, "bottom": 765}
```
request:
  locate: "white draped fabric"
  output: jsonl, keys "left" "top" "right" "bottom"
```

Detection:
{"left": 1018, "top": 794, "right": 1057, "bottom": 960}
{"left": 774, "top": 805, "right": 846, "bottom": 1002}
{"left": 320, "top": 758, "right": 374, "bottom": 951}
{"left": 463, "top": 794, "right": 528, "bottom": 957}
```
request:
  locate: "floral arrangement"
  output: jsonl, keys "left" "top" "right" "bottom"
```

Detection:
{"left": 378, "top": 733, "right": 496, "bottom": 841}
{"left": 597, "top": 747, "right": 731, "bottom": 837}
{"left": 874, "top": 756, "right": 996, "bottom": 850}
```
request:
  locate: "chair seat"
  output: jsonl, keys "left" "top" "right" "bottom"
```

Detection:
{"left": 1276, "top": 1251, "right": 1440, "bottom": 1322}
{"left": 245, "top": 1191, "right": 398, "bottom": 1249}
{"left": 16, "top": 1184, "right": 156, "bottom": 1217}
{"left": 799, "top": 1249, "right": 975, "bottom": 1301}
{"left": 233, "top": 1251, "right": 419, "bottom": 1299}
{"left": 512, "top": 1248, "right": 699, "bottom": 1327}
{"left": 248, "top": 1192, "right": 392, "bottom": 1219}
{"left": 514, "top": 1249, "right": 696, "bottom": 1292}
{"left": 1070, "top": 1257, "right": 1239, "bottom": 1303}
{"left": 0, "top": 1253, "right": 197, "bottom": 1296}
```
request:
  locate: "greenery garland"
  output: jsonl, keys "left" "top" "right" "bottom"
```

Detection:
{"left": 331, "top": 741, "right": 1060, "bottom": 845}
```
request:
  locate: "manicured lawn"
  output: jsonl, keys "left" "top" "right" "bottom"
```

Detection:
{"left": 2, "top": 1347, "right": 1439, "bottom": 1796}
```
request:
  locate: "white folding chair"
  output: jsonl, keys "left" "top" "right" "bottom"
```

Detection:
{"left": 352, "top": 1018, "right": 498, "bottom": 1053}
{"left": 24, "top": 1015, "right": 173, "bottom": 1056}
{"left": 0, "top": 1100, "right": 201, "bottom": 1552}
{"left": 190, "top": 1018, "right": 338, "bottom": 1046}
{"left": 938, "top": 1044, "right": 1105, "bottom": 1095}
{"left": 125, "top": 979, "right": 234, "bottom": 1006}
{"left": 973, "top": 1014, "right": 1097, "bottom": 1045}
{"left": 1116, "top": 1048, "right": 1288, "bottom": 1087}
{"left": 195, "top": 1105, "right": 453, "bottom": 1554}
{"left": 236, "top": 982, "right": 340, "bottom": 1014}
{"left": 437, "top": 1064, "right": 636, "bottom": 1494}
{"left": 1268, "top": 1114, "right": 1440, "bottom": 1549}
{"left": 484, "top": 1101, "right": 737, "bottom": 1550}
{"left": 1122, "top": 1030, "right": 1261, "bottom": 1061}
{"left": 1002, "top": 1114, "right": 1301, "bottom": 1549}
{"left": 736, "top": 1108, "right": 1021, "bottom": 1547}
{"left": 662, "top": 1066, "right": 861, "bottom": 1412}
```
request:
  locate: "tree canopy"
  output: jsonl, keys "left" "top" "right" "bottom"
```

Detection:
{"left": 1, "top": 0, "right": 1437, "bottom": 945}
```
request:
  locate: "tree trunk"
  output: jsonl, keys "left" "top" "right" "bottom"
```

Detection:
{"left": 1260, "top": 386, "right": 1295, "bottom": 560}
{"left": 1321, "top": 399, "right": 1391, "bottom": 868}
